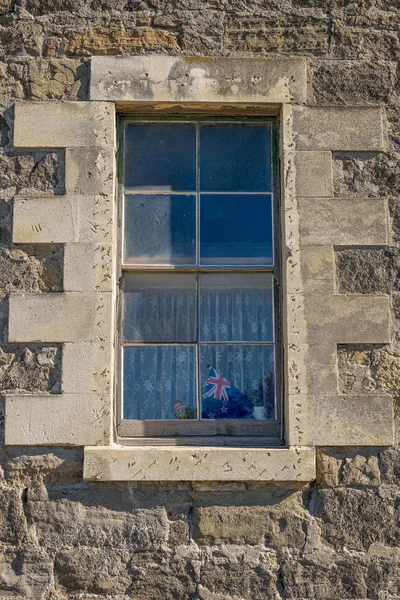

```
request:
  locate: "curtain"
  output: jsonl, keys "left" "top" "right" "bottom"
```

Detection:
{"left": 122, "top": 273, "right": 275, "bottom": 420}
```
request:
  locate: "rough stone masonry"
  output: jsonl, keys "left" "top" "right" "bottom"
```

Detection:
{"left": 0, "top": 1, "right": 400, "bottom": 599}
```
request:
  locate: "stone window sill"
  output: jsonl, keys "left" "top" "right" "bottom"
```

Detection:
{"left": 83, "top": 445, "right": 315, "bottom": 482}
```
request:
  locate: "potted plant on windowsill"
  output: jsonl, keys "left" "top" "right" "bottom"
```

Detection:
{"left": 246, "top": 380, "right": 267, "bottom": 420}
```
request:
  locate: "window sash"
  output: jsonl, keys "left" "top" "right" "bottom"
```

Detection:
{"left": 117, "top": 116, "right": 282, "bottom": 443}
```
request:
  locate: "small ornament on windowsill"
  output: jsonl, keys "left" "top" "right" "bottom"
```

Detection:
{"left": 174, "top": 402, "right": 195, "bottom": 419}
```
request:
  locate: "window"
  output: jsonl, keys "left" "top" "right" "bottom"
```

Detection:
{"left": 118, "top": 117, "right": 281, "bottom": 444}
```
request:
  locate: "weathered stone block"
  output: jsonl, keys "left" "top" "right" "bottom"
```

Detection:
{"left": 0, "top": 549, "right": 53, "bottom": 599}
{"left": 305, "top": 294, "right": 391, "bottom": 344}
{"left": 298, "top": 197, "right": 388, "bottom": 246}
{"left": 199, "top": 550, "right": 278, "bottom": 599}
{"left": 13, "top": 101, "right": 115, "bottom": 149}
{"left": 379, "top": 447, "right": 400, "bottom": 486}
{"left": 367, "top": 556, "right": 400, "bottom": 598}
{"left": 90, "top": 55, "right": 307, "bottom": 104}
{"left": 28, "top": 489, "right": 168, "bottom": 551}
{"left": 83, "top": 446, "right": 316, "bottom": 482}
{"left": 0, "top": 487, "right": 27, "bottom": 544}
{"left": 294, "top": 245, "right": 334, "bottom": 295}
{"left": 305, "top": 394, "right": 394, "bottom": 446}
{"left": 303, "top": 343, "right": 338, "bottom": 395}
{"left": 64, "top": 26, "right": 181, "bottom": 57}
{"left": 4, "top": 447, "right": 83, "bottom": 486}
{"left": 8, "top": 292, "right": 112, "bottom": 343}
{"left": 63, "top": 243, "right": 113, "bottom": 292}
{"left": 0, "top": 343, "right": 61, "bottom": 394}
{"left": 313, "top": 59, "right": 396, "bottom": 105}
{"left": 295, "top": 151, "right": 333, "bottom": 197}
{"left": 279, "top": 556, "right": 367, "bottom": 598}
{"left": 5, "top": 393, "right": 111, "bottom": 445}
{"left": 293, "top": 105, "right": 384, "bottom": 151}
{"left": 336, "top": 247, "right": 399, "bottom": 295}
{"left": 130, "top": 550, "right": 198, "bottom": 599}
{"left": 315, "top": 487, "right": 397, "bottom": 552}
{"left": 13, "top": 195, "right": 77, "bottom": 244}
{"left": 192, "top": 493, "right": 309, "bottom": 547}
{"left": 65, "top": 147, "right": 115, "bottom": 196}
{"left": 62, "top": 341, "right": 112, "bottom": 394}
{"left": 13, "top": 195, "right": 113, "bottom": 245}
{"left": 316, "top": 448, "right": 382, "bottom": 487}
{"left": 54, "top": 548, "right": 133, "bottom": 595}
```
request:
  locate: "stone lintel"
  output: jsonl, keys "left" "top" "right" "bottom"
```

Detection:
{"left": 5, "top": 394, "right": 111, "bottom": 446}
{"left": 13, "top": 101, "right": 115, "bottom": 150}
{"left": 83, "top": 446, "right": 316, "bottom": 482}
{"left": 293, "top": 106, "right": 384, "bottom": 152}
{"left": 294, "top": 151, "right": 333, "bottom": 198}
{"left": 90, "top": 56, "right": 307, "bottom": 104}
{"left": 8, "top": 293, "right": 112, "bottom": 343}
{"left": 305, "top": 394, "right": 394, "bottom": 446}
{"left": 12, "top": 195, "right": 113, "bottom": 245}
{"left": 298, "top": 198, "right": 388, "bottom": 246}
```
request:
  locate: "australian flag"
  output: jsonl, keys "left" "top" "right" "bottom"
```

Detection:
{"left": 201, "top": 366, "right": 253, "bottom": 419}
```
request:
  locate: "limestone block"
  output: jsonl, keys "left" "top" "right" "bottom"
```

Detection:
{"left": 306, "top": 294, "right": 390, "bottom": 344}
{"left": 62, "top": 342, "right": 112, "bottom": 394}
{"left": 295, "top": 151, "right": 333, "bottom": 197}
{"left": 65, "top": 147, "right": 115, "bottom": 196}
{"left": 316, "top": 448, "right": 381, "bottom": 487}
{"left": 63, "top": 244, "right": 114, "bottom": 292}
{"left": 13, "top": 196, "right": 113, "bottom": 244}
{"left": 83, "top": 446, "right": 316, "bottom": 482}
{"left": 90, "top": 56, "right": 307, "bottom": 104}
{"left": 293, "top": 106, "right": 384, "bottom": 151}
{"left": 0, "top": 549, "right": 53, "bottom": 598}
{"left": 287, "top": 245, "right": 334, "bottom": 295}
{"left": 298, "top": 198, "right": 388, "bottom": 246}
{"left": 296, "top": 343, "right": 338, "bottom": 396}
{"left": 305, "top": 394, "right": 394, "bottom": 446}
{"left": 13, "top": 101, "right": 115, "bottom": 149}
{"left": 13, "top": 195, "right": 77, "bottom": 244}
{"left": 286, "top": 394, "right": 309, "bottom": 447}
{"left": 5, "top": 393, "right": 112, "bottom": 446}
{"left": 0, "top": 488, "right": 28, "bottom": 544}
{"left": 8, "top": 292, "right": 112, "bottom": 343}
{"left": 192, "top": 494, "right": 309, "bottom": 546}
{"left": 54, "top": 548, "right": 134, "bottom": 595}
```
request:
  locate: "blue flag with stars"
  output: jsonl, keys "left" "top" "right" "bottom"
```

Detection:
{"left": 201, "top": 366, "right": 253, "bottom": 419}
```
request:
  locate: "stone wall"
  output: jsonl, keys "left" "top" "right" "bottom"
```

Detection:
{"left": 0, "top": 1, "right": 399, "bottom": 598}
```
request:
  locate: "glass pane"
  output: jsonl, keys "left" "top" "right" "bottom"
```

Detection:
{"left": 199, "top": 274, "right": 274, "bottom": 342}
{"left": 200, "top": 124, "right": 272, "bottom": 192}
{"left": 124, "top": 123, "right": 196, "bottom": 191}
{"left": 200, "top": 193, "right": 273, "bottom": 265}
{"left": 124, "top": 194, "right": 196, "bottom": 264}
{"left": 122, "top": 274, "right": 196, "bottom": 342}
{"left": 123, "top": 346, "right": 197, "bottom": 420}
{"left": 200, "top": 345, "right": 275, "bottom": 420}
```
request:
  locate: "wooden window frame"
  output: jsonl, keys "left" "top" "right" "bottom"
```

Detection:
{"left": 116, "top": 115, "right": 284, "bottom": 447}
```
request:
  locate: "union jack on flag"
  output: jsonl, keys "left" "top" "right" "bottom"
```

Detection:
{"left": 201, "top": 366, "right": 253, "bottom": 420}
{"left": 203, "top": 368, "right": 231, "bottom": 402}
